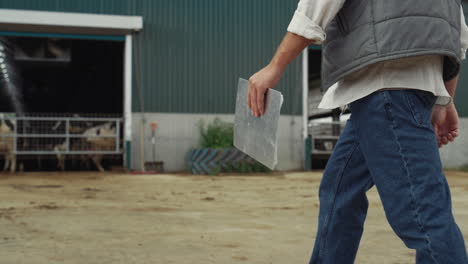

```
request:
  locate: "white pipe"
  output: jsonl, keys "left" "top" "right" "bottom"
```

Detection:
{"left": 124, "top": 35, "right": 132, "bottom": 142}
{"left": 302, "top": 48, "right": 309, "bottom": 140}
{"left": 124, "top": 34, "right": 133, "bottom": 169}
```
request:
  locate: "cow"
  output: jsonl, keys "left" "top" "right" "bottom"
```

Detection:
{"left": 54, "top": 141, "right": 67, "bottom": 171}
{"left": 54, "top": 122, "right": 117, "bottom": 172}
{"left": 83, "top": 122, "right": 116, "bottom": 172}
{"left": 0, "top": 118, "right": 16, "bottom": 173}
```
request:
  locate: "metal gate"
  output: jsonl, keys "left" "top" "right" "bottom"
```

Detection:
{"left": 0, "top": 115, "right": 123, "bottom": 155}
{"left": 309, "top": 121, "right": 346, "bottom": 155}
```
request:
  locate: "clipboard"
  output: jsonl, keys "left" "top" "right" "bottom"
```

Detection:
{"left": 233, "top": 78, "right": 284, "bottom": 170}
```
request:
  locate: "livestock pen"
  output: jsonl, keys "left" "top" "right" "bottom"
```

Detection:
{"left": 0, "top": 113, "right": 123, "bottom": 172}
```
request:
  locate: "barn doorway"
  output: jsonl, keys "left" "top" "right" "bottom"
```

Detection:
{"left": 0, "top": 9, "right": 142, "bottom": 172}
{"left": 0, "top": 33, "right": 125, "bottom": 172}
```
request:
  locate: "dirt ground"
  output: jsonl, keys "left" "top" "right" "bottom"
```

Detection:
{"left": 0, "top": 170, "right": 467, "bottom": 264}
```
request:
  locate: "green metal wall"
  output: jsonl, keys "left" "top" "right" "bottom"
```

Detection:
{"left": 4, "top": 0, "right": 466, "bottom": 117}
{"left": 0, "top": 0, "right": 303, "bottom": 115}
{"left": 457, "top": 1, "right": 468, "bottom": 117}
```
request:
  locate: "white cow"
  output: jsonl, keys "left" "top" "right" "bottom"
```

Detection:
{"left": 54, "top": 141, "right": 67, "bottom": 171}
{"left": 0, "top": 118, "right": 16, "bottom": 173}
{"left": 83, "top": 122, "right": 116, "bottom": 172}
{"left": 55, "top": 122, "right": 116, "bottom": 172}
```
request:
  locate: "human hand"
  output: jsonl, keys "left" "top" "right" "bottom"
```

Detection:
{"left": 248, "top": 64, "right": 283, "bottom": 117}
{"left": 432, "top": 103, "right": 459, "bottom": 148}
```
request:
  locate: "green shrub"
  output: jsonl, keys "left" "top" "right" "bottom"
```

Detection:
{"left": 198, "top": 117, "right": 234, "bottom": 149}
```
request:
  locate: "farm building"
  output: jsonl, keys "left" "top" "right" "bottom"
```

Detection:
{"left": 0, "top": 0, "right": 467, "bottom": 172}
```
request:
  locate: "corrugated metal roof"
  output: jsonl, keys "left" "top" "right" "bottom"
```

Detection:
{"left": 0, "top": 0, "right": 303, "bottom": 115}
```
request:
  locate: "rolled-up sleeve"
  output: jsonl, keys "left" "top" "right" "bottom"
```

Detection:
{"left": 460, "top": 6, "right": 468, "bottom": 60}
{"left": 287, "top": 0, "right": 346, "bottom": 44}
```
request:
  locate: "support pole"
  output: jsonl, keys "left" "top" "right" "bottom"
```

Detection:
{"left": 302, "top": 49, "right": 311, "bottom": 171}
{"left": 124, "top": 34, "right": 133, "bottom": 170}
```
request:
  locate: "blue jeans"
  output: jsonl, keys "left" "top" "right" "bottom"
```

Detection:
{"left": 309, "top": 89, "right": 468, "bottom": 264}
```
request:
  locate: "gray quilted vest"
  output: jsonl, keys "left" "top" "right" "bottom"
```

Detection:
{"left": 321, "top": 0, "right": 462, "bottom": 92}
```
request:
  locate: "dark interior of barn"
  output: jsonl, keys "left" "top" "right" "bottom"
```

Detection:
{"left": 0, "top": 37, "right": 124, "bottom": 114}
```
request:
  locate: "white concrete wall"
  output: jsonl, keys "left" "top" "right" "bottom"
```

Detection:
{"left": 439, "top": 117, "right": 468, "bottom": 169}
{"left": 129, "top": 114, "right": 468, "bottom": 172}
{"left": 131, "top": 113, "right": 304, "bottom": 172}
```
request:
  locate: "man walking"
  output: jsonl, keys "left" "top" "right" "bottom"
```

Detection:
{"left": 248, "top": 0, "right": 468, "bottom": 263}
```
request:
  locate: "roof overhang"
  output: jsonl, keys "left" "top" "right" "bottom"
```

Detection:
{"left": 0, "top": 9, "right": 143, "bottom": 35}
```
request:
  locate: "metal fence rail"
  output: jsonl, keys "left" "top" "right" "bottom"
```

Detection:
{"left": 0, "top": 115, "right": 123, "bottom": 155}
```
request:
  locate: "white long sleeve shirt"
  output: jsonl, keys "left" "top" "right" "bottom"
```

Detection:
{"left": 287, "top": 0, "right": 468, "bottom": 109}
